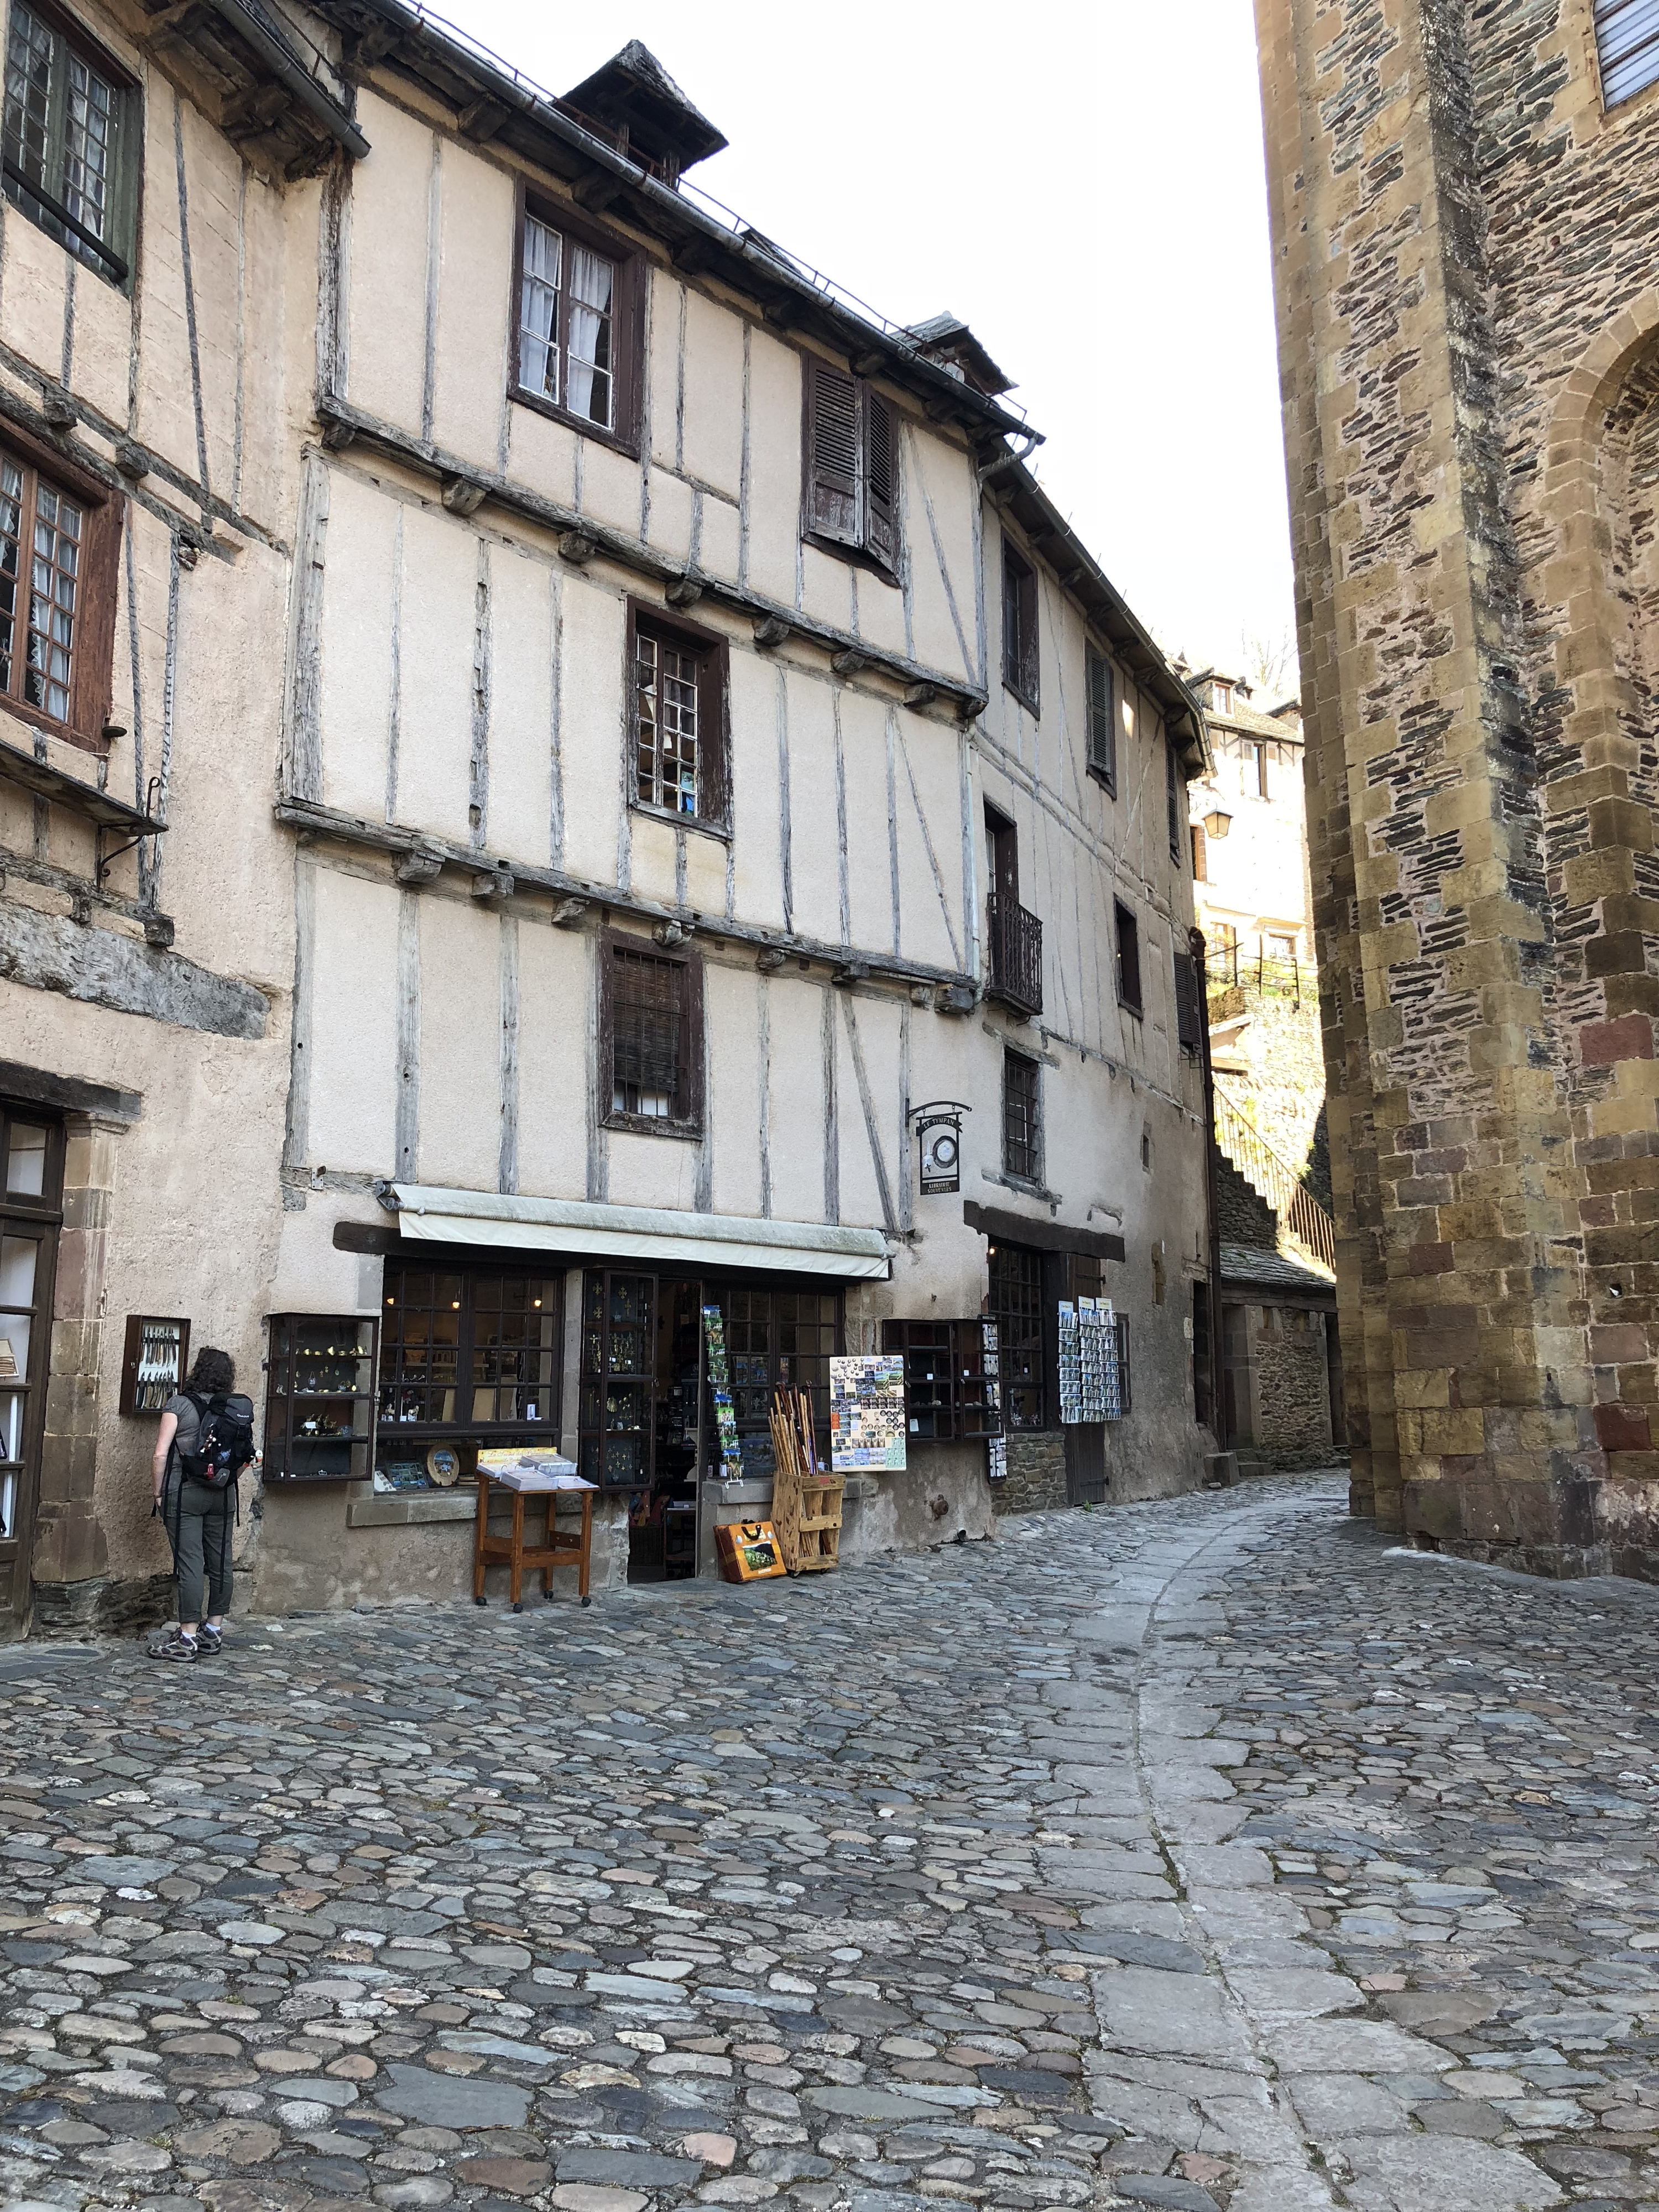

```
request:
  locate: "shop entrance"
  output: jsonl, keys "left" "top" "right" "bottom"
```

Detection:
{"left": 0, "top": 1108, "right": 62, "bottom": 1640}
{"left": 578, "top": 1271, "right": 840, "bottom": 1585}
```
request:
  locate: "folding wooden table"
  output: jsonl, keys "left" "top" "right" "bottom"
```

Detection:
{"left": 472, "top": 1474, "right": 593, "bottom": 1610}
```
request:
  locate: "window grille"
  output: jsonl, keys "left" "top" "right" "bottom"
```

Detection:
{"left": 1002, "top": 1050, "right": 1041, "bottom": 1183}
{"left": 611, "top": 947, "right": 683, "bottom": 1119}
{"left": 988, "top": 1243, "right": 1045, "bottom": 1429}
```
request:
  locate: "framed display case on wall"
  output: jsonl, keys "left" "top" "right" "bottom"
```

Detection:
{"left": 265, "top": 1314, "right": 379, "bottom": 1483}
{"left": 119, "top": 1316, "right": 191, "bottom": 1416}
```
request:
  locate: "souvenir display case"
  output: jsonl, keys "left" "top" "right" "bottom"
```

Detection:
{"left": 264, "top": 1314, "right": 379, "bottom": 1482}
{"left": 119, "top": 1316, "right": 191, "bottom": 1415}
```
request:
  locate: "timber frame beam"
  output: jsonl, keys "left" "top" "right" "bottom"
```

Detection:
{"left": 276, "top": 793, "right": 981, "bottom": 1003}
{"left": 312, "top": 393, "right": 989, "bottom": 722}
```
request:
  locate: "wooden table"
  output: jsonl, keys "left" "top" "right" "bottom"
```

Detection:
{"left": 472, "top": 1474, "right": 593, "bottom": 1611}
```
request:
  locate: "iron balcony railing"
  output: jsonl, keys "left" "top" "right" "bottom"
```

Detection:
{"left": 987, "top": 895, "right": 1043, "bottom": 1016}
{"left": 1206, "top": 943, "right": 1305, "bottom": 1003}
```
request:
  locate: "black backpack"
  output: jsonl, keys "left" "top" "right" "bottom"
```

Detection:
{"left": 178, "top": 1391, "right": 257, "bottom": 1490}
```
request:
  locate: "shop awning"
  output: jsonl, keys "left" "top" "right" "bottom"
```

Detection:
{"left": 385, "top": 1185, "right": 893, "bottom": 1280}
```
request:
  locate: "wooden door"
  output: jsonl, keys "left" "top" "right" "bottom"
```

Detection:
{"left": 0, "top": 1111, "right": 64, "bottom": 1639}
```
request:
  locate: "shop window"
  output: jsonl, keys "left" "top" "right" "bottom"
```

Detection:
{"left": 1115, "top": 900, "right": 1142, "bottom": 1016}
{"left": 1002, "top": 1048, "right": 1041, "bottom": 1184}
{"left": 725, "top": 1285, "right": 840, "bottom": 1475}
{"left": 0, "top": 1107, "right": 62, "bottom": 1620}
{"left": 1001, "top": 542, "right": 1039, "bottom": 711}
{"left": 512, "top": 192, "right": 641, "bottom": 451}
{"left": 881, "top": 1318, "right": 1003, "bottom": 1441}
{"left": 2, "top": 3, "right": 138, "bottom": 287}
{"left": 988, "top": 1241, "right": 1045, "bottom": 1429}
{"left": 1086, "top": 643, "right": 1116, "bottom": 790}
{"left": 378, "top": 1262, "right": 562, "bottom": 1438}
{"left": 0, "top": 434, "right": 120, "bottom": 748}
{"left": 628, "top": 600, "right": 729, "bottom": 829}
{"left": 802, "top": 356, "right": 899, "bottom": 580}
{"left": 601, "top": 931, "right": 703, "bottom": 1135}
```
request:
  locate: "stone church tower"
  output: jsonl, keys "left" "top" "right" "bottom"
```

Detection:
{"left": 1254, "top": 0, "right": 1659, "bottom": 1575}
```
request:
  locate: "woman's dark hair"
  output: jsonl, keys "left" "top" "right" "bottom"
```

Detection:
{"left": 186, "top": 1346, "right": 235, "bottom": 1395}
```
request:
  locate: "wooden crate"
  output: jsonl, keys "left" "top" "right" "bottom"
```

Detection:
{"left": 795, "top": 1475, "right": 843, "bottom": 1572}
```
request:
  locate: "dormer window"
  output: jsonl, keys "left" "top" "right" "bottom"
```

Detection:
{"left": 1212, "top": 681, "right": 1233, "bottom": 716}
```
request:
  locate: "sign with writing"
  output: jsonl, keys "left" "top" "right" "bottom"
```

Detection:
{"left": 830, "top": 1354, "right": 908, "bottom": 1472}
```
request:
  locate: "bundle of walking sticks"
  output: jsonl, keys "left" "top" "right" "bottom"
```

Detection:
{"left": 766, "top": 1387, "right": 842, "bottom": 1573}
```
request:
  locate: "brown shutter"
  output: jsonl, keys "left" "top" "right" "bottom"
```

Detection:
{"left": 1086, "top": 646, "right": 1115, "bottom": 786}
{"left": 1174, "top": 951, "right": 1202, "bottom": 1052}
{"left": 696, "top": 640, "right": 731, "bottom": 827}
{"left": 1191, "top": 823, "right": 1207, "bottom": 881}
{"left": 612, "top": 947, "right": 683, "bottom": 1097}
{"left": 805, "top": 358, "right": 861, "bottom": 546}
{"left": 863, "top": 386, "right": 898, "bottom": 573}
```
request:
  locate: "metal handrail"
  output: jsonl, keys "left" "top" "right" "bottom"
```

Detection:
{"left": 1213, "top": 1088, "right": 1335, "bottom": 1275}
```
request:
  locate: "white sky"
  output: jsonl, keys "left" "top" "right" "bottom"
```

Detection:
{"left": 433, "top": 0, "right": 1295, "bottom": 681}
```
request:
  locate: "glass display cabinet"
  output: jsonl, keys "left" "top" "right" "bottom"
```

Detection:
{"left": 264, "top": 1314, "right": 379, "bottom": 1482}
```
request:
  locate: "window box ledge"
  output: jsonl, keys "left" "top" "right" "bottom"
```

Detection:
{"left": 602, "top": 1110, "right": 703, "bottom": 1141}
{"left": 627, "top": 800, "right": 731, "bottom": 843}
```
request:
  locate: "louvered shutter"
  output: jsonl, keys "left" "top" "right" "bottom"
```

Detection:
{"left": 1086, "top": 646, "right": 1115, "bottom": 785}
{"left": 806, "top": 360, "right": 861, "bottom": 546}
{"left": 1173, "top": 951, "right": 1202, "bottom": 1053}
{"left": 612, "top": 949, "right": 683, "bottom": 1099}
{"left": 1595, "top": 0, "right": 1659, "bottom": 102}
{"left": 1191, "top": 823, "right": 1207, "bottom": 881}
{"left": 863, "top": 387, "right": 899, "bottom": 573}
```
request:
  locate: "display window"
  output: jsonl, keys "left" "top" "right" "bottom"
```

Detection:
{"left": 378, "top": 1262, "right": 563, "bottom": 1440}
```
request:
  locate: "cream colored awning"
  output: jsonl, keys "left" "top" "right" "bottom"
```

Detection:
{"left": 387, "top": 1185, "right": 893, "bottom": 1281}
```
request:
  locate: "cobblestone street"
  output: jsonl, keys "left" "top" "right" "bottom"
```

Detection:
{"left": 3, "top": 1475, "right": 1659, "bottom": 2212}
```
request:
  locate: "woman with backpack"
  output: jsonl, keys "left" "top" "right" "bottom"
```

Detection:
{"left": 148, "top": 1346, "right": 257, "bottom": 1663}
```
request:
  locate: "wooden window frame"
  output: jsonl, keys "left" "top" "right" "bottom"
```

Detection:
{"left": 0, "top": 421, "right": 121, "bottom": 753}
{"left": 799, "top": 353, "right": 901, "bottom": 585}
{"left": 987, "top": 1240, "right": 1046, "bottom": 1431}
{"left": 1085, "top": 641, "right": 1116, "bottom": 791}
{"left": 1246, "top": 737, "right": 1269, "bottom": 799}
{"left": 624, "top": 596, "right": 731, "bottom": 836}
{"left": 1115, "top": 899, "right": 1143, "bottom": 1018}
{"left": 509, "top": 182, "right": 645, "bottom": 460}
{"left": 377, "top": 1259, "right": 565, "bottom": 1446}
{"left": 1001, "top": 1046, "right": 1042, "bottom": 1186}
{"left": 599, "top": 926, "right": 705, "bottom": 1141}
{"left": 1001, "top": 540, "right": 1039, "bottom": 713}
{"left": 1, "top": 0, "right": 140, "bottom": 292}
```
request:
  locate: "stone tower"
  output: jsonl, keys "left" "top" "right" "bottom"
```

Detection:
{"left": 1254, "top": 0, "right": 1659, "bottom": 1575}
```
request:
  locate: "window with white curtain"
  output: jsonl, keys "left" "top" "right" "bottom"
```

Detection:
{"left": 518, "top": 211, "right": 618, "bottom": 432}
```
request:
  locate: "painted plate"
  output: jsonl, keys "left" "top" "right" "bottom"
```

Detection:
{"left": 426, "top": 1443, "right": 462, "bottom": 1487}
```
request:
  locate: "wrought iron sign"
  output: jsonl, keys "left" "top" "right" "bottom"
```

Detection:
{"left": 910, "top": 1100, "right": 969, "bottom": 1196}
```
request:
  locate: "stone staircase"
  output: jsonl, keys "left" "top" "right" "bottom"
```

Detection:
{"left": 1213, "top": 1087, "right": 1336, "bottom": 1276}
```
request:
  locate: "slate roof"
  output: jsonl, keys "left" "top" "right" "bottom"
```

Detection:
{"left": 1219, "top": 1241, "right": 1335, "bottom": 1297}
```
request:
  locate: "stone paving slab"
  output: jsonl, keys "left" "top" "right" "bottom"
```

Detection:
{"left": 2, "top": 1474, "right": 1657, "bottom": 2209}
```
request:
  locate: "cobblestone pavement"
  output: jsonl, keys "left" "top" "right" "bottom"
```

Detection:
{"left": 3, "top": 1474, "right": 1659, "bottom": 2212}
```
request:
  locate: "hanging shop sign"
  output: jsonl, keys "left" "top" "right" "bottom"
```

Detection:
{"left": 910, "top": 1100, "right": 970, "bottom": 1196}
{"left": 830, "top": 1353, "right": 908, "bottom": 1472}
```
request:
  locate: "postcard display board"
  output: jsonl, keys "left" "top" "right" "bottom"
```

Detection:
{"left": 1058, "top": 1298, "right": 1122, "bottom": 1423}
{"left": 830, "top": 1355, "right": 908, "bottom": 1473}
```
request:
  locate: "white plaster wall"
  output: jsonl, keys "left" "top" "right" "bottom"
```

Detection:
{"left": 763, "top": 975, "right": 828, "bottom": 1226}
{"left": 680, "top": 289, "right": 744, "bottom": 500}
{"left": 555, "top": 578, "right": 627, "bottom": 887}
{"left": 484, "top": 538, "right": 556, "bottom": 869}
{"left": 514, "top": 921, "right": 591, "bottom": 1199}
{"left": 743, "top": 325, "right": 804, "bottom": 607}
{"left": 307, "top": 869, "right": 400, "bottom": 1173}
{"left": 317, "top": 470, "right": 399, "bottom": 824}
{"left": 390, "top": 499, "right": 478, "bottom": 847}
{"left": 430, "top": 147, "right": 513, "bottom": 472}
{"left": 416, "top": 893, "right": 502, "bottom": 1191}
{"left": 345, "top": 91, "right": 433, "bottom": 434}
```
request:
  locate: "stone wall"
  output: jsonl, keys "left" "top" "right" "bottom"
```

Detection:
{"left": 1217, "top": 1154, "right": 1280, "bottom": 1250}
{"left": 996, "top": 1433, "right": 1068, "bottom": 1516}
{"left": 1255, "top": 0, "right": 1659, "bottom": 1576}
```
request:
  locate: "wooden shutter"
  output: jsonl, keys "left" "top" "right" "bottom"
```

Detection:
{"left": 1166, "top": 739, "right": 1183, "bottom": 858}
{"left": 1191, "top": 823, "right": 1207, "bottom": 881}
{"left": 612, "top": 948, "right": 682, "bottom": 1098}
{"left": 1173, "top": 951, "right": 1202, "bottom": 1053}
{"left": 863, "top": 387, "right": 899, "bottom": 574}
{"left": 695, "top": 643, "right": 731, "bottom": 827}
{"left": 805, "top": 359, "right": 861, "bottom": 546}
{"left": 1086, "top": 646, "right": 1115, "bottom": 786}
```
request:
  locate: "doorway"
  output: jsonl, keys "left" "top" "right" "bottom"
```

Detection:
{"left": 0, "top": 1109, "right": 63, "bottom": 1639}
{"left": 578, "top": 1271, "right": 841, "bottom": 1585}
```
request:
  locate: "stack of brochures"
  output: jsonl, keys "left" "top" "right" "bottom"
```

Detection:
{"left": 475, "top": 1448, "right": 596, "bottom": 1493}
